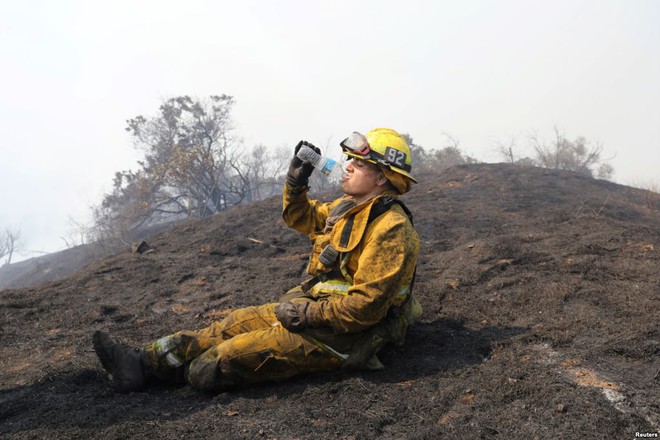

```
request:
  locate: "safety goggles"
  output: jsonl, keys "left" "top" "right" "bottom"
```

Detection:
{"left": 340, "top": 131, "right": 413, "bottom": 173}
{"left": 340, "top": 132, "right": 371, "bottom": 156}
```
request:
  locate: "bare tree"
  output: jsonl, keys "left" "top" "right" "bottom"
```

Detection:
{"left": 403, "top": 132, "right": 477, "bottom": 177}
{"left": 529, "top": 126, "right": 611, "bottom": 178}
{"left": 241, "top": 144, "right": 290, "bottom": 201}
{"left": 493, "top": 136, "right": 537, "bottom": 166}
{"left": 596, "top": 162, "right": 614, "bottom": 180}
{"left": 493, "top": 136, "right": 518, "bottom": 164}
{"left": 127, "top": 95, "right": 243, "bottom": 217}
{"left": 0, "top": 227, "right": 21, "bottom": 265}
{"left": 97, "top": 95, "right": 251, "bottom": 238}
{"left": 432, "top": 133, "right": 468, "bottom": 167}
{"left": 89, "top": 96, "right": 299, "bottom": 248}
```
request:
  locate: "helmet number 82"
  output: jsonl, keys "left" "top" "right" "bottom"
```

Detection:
{"left": 385, "top": 147, "right": 407, "bottom": 168}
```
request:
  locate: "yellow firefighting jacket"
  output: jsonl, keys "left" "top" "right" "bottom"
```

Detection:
{"left": 282, "top": 184, "right": 421, "bottom": 335}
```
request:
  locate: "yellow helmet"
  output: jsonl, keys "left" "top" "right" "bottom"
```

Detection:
{"left": 340, "top": 128, "right": 417, "bottom": 183}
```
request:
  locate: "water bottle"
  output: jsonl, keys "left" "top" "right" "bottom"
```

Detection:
{"left": 296, "top": 146, "right": 345, "bottom": 179}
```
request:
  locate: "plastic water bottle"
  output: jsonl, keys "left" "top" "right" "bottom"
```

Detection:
{"left": 296, "top": 146, "right": 345, "bottom": 179}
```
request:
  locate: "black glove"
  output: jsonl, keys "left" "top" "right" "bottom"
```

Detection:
{"left": 286, "top": 140, "right": 321, "bottom": 188}
{"left": 275, "top": 301, "right": 309, "bottom": 333}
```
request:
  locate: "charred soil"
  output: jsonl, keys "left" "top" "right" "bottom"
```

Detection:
{"left": 1, "top": 163, "right": 659, "bottom": 439}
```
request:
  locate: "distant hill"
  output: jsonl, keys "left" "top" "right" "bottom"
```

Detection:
{"left": 0, "top": 221, "right": 181, "bottom": 291}
{"left": 0, "top": 163, "right": 658, "bottom": 439}
{"left": 0, "top": 244, "right": 103, "bottom": 290}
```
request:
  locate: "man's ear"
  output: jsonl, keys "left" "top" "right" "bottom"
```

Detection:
{"left": 376, "top": 173, "right": 389, "bottom": 188}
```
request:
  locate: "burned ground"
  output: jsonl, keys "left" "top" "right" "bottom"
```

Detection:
{"left": 1, "top": 163, "right": 658, "bottom": 439}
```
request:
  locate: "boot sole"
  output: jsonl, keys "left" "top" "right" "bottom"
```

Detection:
{"left": 93, "top": 330, "right": 148, "bottom": 393}
{"left": 92, "top": 330, "right": 116, "bottom": 374}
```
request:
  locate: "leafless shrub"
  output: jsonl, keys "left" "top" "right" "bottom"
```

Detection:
{"left": 529, "top": 126, "right": 613, "bottom": 179}
{"left": 0, "top": 227, "right": 21, "bottom": 265}
{"left": 404, "top": 133, "right": 478, "bottom": 177}
{"left": 90, "top": 95, "right": 292, "bottom": 248}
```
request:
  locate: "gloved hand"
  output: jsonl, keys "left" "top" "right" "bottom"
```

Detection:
{"left": 286, "top": 140, "right": 321, "bottom": 188}
{"left": 275, "top": 301, "right": 309, "bottom": 333}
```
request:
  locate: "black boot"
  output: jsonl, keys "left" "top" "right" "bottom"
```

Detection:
{"left": 93, "top": 330, "right": 150, "bottom": 393}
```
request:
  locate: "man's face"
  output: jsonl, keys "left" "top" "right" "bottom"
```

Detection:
{"left": 341, "top": 158, "right": 385, "bottom": 199}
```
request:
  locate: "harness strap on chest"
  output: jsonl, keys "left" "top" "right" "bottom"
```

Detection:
{"left": 339, "top": 214, "right": 356, "bottom": 248}
{"left": 338, "top": 195, "right": 414, "bottom": 249}
{"left": 304, "top": 196, "right": 416, "bottom": 294}
{"left": 300, "top": 269, "right": 344, "bottom": 293}
{"left": 368, "top": 194, "right": 414, "bottom": 225}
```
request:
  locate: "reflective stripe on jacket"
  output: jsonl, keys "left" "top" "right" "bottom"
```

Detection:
{"left": 311, "top": 279, "right": 412, "bottom": 306}
{"left": 282, "top": 184, "right": 420, "bottom": 334}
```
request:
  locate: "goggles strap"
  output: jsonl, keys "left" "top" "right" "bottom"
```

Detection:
{"left": 341, "top": 132, "right": 371, "bottom": 155}
{"left": 340, "top": 132, "right": 412, "bottom": 173}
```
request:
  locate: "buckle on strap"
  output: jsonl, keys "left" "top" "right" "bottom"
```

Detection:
{"left": 300, "top": 274, "right": 326, "bottom": 293}
{"left": 300, "top": 269, "right": 343, "bottom": 293}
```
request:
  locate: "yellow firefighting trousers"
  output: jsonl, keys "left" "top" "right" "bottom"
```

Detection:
{"left": 144, "top": 302, "right": 347, "bottom": 392}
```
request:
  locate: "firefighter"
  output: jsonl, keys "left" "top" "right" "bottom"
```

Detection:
{"left": 93, "top": 127, "right": 422, "bottom": 393}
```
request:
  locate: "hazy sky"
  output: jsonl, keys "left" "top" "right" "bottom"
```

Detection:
{"left": 1, "top": 0, "right": 659, "bottom": 261}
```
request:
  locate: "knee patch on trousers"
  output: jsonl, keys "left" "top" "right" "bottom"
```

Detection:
{"left": 187, "top": 349, "right": 223, "bottom": 392}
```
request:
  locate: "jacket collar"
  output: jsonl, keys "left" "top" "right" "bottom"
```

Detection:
{"left": 329, "top": 190, "right": 399, "bottom": 252}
